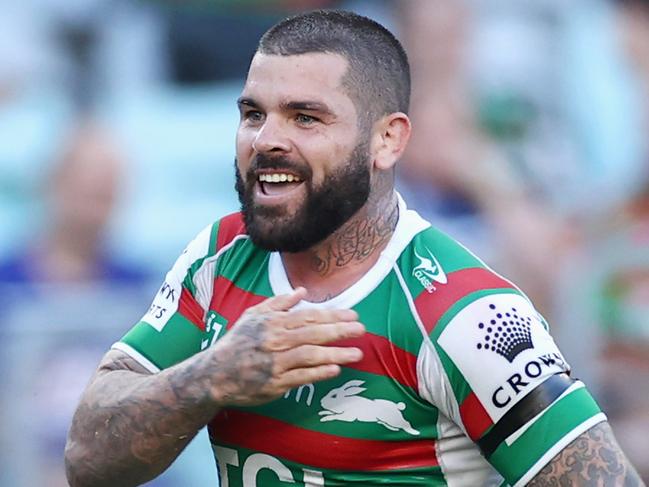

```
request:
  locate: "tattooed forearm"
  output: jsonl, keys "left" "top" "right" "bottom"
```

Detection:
{"left": 65, "top": 316, "right": 273, "bottom": 487}
{"left": 527, "top": 422, "right": 644, "bottom": 486}
{"left": 65, "top": 350, "right": 221, "bottom": 487}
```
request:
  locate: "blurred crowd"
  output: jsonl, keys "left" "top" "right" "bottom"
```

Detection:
{"left": 0, "top": 0, "right": 647, "bottom": 485}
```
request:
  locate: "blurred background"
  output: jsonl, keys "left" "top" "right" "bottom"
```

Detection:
{"left": 0, "top": 0, "right": 647, "bottom": 485}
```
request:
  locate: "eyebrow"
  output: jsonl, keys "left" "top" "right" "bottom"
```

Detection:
{"left": 236, "top": 97, "right": 334, "bottom": 116}
{"left": 237, "top": 97, "right": 259, "bottom": 109}
{"left": 280, "top": 100, "right": 334, "bottom": 116}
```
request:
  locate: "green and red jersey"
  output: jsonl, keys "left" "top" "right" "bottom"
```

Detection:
{"left": 114, "top": 196, "right": 605, "bottom": 486}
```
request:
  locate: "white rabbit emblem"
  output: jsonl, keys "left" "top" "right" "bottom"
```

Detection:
{"left": 318, "top": 380, "right": 420, "bottom": 436}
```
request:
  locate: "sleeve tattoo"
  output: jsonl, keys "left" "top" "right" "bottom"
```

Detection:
{"left": 527, "top": 421, "right": 645, "bottom": 486}
{"left": 65, "top": 350, "right": 218, "bottom": 487}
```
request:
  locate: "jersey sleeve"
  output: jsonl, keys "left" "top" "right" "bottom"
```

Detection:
{"left": 112, "top": 223, "right": 220, "bottom": 372}
{"left": 419, "top": 291, "right": 606, "bottom": 486}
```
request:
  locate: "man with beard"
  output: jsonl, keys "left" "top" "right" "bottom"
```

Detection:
{"left": 65, "top": 10, "right": 642, "bottom": 487}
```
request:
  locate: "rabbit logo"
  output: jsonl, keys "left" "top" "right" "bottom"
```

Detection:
{"left": 318, "top": 380, "right": 420, "bottom": 436}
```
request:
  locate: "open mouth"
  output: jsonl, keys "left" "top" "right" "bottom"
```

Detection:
{"left": 257, "top": 172, "right": 305, "bottom": 198}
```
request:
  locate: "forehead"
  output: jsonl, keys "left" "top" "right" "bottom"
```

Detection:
{"left": 242, "top": 52, "right": 353, "bottom": 108}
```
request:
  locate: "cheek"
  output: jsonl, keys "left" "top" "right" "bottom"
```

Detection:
{"left": 236, "top": 127, "right": 255, "bottom": 157}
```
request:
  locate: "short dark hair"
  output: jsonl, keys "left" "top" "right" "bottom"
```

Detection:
{"left": 257, "top": 9, "right": 410, "bottom": 127}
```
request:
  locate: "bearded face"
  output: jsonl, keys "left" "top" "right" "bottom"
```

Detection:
{"left": 235, "top": 139, "right": 371, "bottom": 253}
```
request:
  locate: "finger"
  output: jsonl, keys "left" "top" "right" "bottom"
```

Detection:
{"left": 282, "top": 308, "right": 359, "bottom": 329}
{"left": 264, "top": 321, "right": 365, "bottom": 352}
{"left": 275, "top": 345, "right": 363, "bottom": 373}
{"left": 279, "top": 364, "right": 342, "bottom": 390}
{"left": 285, "top": 321, "right": 365, "bottom": 349}
{"left": 254, "top": 287, "right": 307, "bottom": 313}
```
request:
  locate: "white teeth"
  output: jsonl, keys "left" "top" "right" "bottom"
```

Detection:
{"left": 258, "top": 173, "right": 302, "bottom": 183}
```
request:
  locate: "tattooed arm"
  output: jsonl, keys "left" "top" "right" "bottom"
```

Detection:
{"left": 64, "top": 349, "right": 215, "bottom": 487}
{"left": 65, "top": 288, "right": 365, "bottom": 487}
{"left": 527, "top": 422, "right": 645, "bottom": 486}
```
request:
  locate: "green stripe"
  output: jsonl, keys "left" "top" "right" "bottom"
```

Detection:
{"left": 239, "top": 369, "right": 438, "bottom": 440}
{"left": 121, "top": 317, "right": 204, "bottom": 369}
{"left": 488, "top": 386, "right": 602, "bottom": 484}
{"left": 355, "top": 273, "right": 424, "bottom": 356}
{"left": 211, "top": 443, "right": 445, "bottom": 486}
{"left": 217, "top": 239, "right": 274, "bottom": 297}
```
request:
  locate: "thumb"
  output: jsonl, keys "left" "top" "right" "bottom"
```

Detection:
{"left": 258, "top": 287, "right": 307, "bottom": 312}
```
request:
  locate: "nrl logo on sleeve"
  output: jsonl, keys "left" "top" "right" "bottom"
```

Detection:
{"left": 413, "top": 247, "right": 447, "bottom": 293}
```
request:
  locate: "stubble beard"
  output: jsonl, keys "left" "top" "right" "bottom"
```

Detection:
{"left": 235, "top": 140, "right": 371, "bottom": 253}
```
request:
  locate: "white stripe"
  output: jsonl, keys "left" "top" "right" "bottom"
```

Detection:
{"left": 394, "top": 265, "right": 464, "bottom": 432}
{"left": 505, "top": 381, "right": 585, "bottom": 445}
{"left": 193, "top": 233, "right": 249, "bottom": 312}
{"left": 435, "top": 413, "right": 503, "bottom": 486}
{"left": 111, "top": 342, "right": 161, "bottom": 373}
{"left": 513, "top": 413, "right": 607, "bottom": 487}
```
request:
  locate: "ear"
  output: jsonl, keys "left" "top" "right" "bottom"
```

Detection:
{"left": 370, "top": 112, "right": 412, "bottom": 171}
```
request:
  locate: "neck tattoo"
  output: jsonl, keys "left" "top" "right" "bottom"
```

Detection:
{"left": 310, "top": 199, "right": 399, "bottom": 276}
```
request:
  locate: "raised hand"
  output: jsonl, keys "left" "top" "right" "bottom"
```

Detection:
{"left": 205, "top": 287, "right": 365, "bottom": 407}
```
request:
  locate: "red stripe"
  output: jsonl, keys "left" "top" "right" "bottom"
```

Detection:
{"left": 415, "top": 268, "right": 515, "bottom": 334}
{"left": 178, "top": 287, "right": 206, "bottom": 331}
{"left": 332, "top": 333, "right": 418, "bottom": 390}
{"left": 209, "top": 409, "right": 438, "bottom": 471}
{"left": 459, "top": 391, "right": 493, "bottom": 440}
{"left": 210, "top": 276, "right": 267, "bottom": 327}
{"left": 210, "top": 277, "right": 418, "bottom": 388}
{"left": 216, "top": 212, "right": 246, "bottom": 251}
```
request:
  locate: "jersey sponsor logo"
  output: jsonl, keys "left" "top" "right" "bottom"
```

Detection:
{"left": 284, "top": 383, "right": 315, "bottom": 406}
{"left": 475, "top": 303, "right": 534, "bottom": 362}
{"left": 491, "top": 352, "right": 568, "bottom": 408}
{"left": 437, "top": 294, "right": 569, "bottom": 421}
{"left": 413, "top": 248, "right": 447, "bottom": 293}
{"left": 318, "top": 380, "right": 420, "bottom": 436}
{"left": 214, "top": 446, "right": 324, "bottom": 487}
{"left": 144, "top": 279, "right": 180, "bottom": 331}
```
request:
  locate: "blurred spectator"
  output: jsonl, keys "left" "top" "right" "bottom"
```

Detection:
{"left": 0, "top": 117, "right": 219, "bottom": 487}
{"left": 0, "top": 120, "right": 147, "bottom": 287}
{"left": 0, "top": 119, "right": 155, "bottom": 487}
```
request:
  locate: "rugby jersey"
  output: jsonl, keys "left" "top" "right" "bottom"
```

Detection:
{"left": 113, "top": 196, "right": 605, "bottom": 486}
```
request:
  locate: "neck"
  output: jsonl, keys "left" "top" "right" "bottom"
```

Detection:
{"left": 281, "top": 183, "right": 399, "bottom": 302}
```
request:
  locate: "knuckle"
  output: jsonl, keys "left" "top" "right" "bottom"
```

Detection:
{"left": 264, "top": 328, "right": 289, "bottom": 351}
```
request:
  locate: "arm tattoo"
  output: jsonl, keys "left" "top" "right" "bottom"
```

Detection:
{"left": 528, "top": 422, "right": 645, "bottom": 486}
{"left": 66, "top": 314, "right": 277, "bottom": 487}
{"left": 65, "top": 351, "right": 217, "bottom": 487}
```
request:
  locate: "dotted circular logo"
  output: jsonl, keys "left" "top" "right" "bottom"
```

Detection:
{"left": 476, "top": 303, "right": 534, "bottom": 363}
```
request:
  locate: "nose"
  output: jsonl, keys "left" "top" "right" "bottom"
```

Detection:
{"left": 252, "top": 115, "right": 291, "bottom": 154}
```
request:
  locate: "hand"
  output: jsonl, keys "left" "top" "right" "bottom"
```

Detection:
{"left": 206, "top": 287, "right": 365, "bottom": 407}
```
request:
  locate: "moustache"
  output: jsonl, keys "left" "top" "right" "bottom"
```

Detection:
{"left": 246, "top": 153, "right": 312, "bottom": 182}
